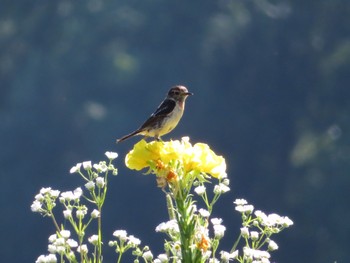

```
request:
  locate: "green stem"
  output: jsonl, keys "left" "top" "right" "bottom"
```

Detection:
{"left": 230, "top": 233, "right": 242, "bottom": 253}
{"left": 175, "top": 190, "right": 194, "bottom": 262}
{"left": 50, "top": 214, "right": 60, "bottom": 233}
{"left": 97, "top": 206, "right": 102, "bottom": 262}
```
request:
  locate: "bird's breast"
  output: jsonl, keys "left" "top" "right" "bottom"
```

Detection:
{"left": 159, "top": 104, "right": 184, "bottom": 135}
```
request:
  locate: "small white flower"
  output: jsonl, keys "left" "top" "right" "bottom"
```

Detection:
{"left": 268, "top": 240, "right": 278, "bottom": 251}
{"left": 48, "top": 244, "right": 57, "bottom": 254}
{"left": 31, "top": 200, "right": 42, "bottom": 212}
{"left": 235, "top": 204, "right": 254, "bottom": 214}
{"left": 113, "top": 230, "right": 128, "bottom": 241}
{"left": 194, "top": 185, "right": 206, "bottom": 195}
{"left": 77, "top": 244, "right": 88, "bottom": 254}
{"left": 244, "top": 247, "right": 270, "bottom": 260}
{"left": 261, "top": 258, "right": 270, "bottom": 263}
{"left": 143, "top": 250, "right": 153, "bottom": 260}
{"left": 69, "top": 163, "right": 82, "bottom": 173}
{"left": 35, "top": 193, "right": 44, "bottom": 201}
{"left": 36, "top": 254, "right": 57, "bottom": 263}
{"left": 233, "top": 199, "right": 248, "bottom": 206}
{"left": 266, "top": 213, "right": 282, "bottom": 226}
{"left": 54, "top": 237, "right": 65, "bottom": 246}
{"left": 222, "top": 178, "right": 230, "bottom": 186}
{"left": 73, "top": 187, "right": 83, "bottom": 200}
{"left": 60, "top": 191, "right": 75, "bottom": 202}
{"left": 211, "top": 218, "right": 223, "bottom": 225}
{"left": 50, "top": 190, "right": 60, "bottom": 198}
{"left": 48, "top": 234, "right": 57, "bottom": 243}
{"left": 85, "top": 181, "right": 95, "bottom": 190}
{"left": 82, "top": 161, "right": 92, "bottom": 170}
{"left": 250, "top": 231, "right": 259, "bottom": 240}
{"left": 128, "top": 235, "right": 141, "bottom": 247}
{"left": 93, "top": 162, "right": 108, "bottom": 173}
{"left": 88, "top": 235, "right": 99, "bottom": 245}
{"left": 36, "top": 255, "right": 46, "bottom": 263}
{"left": 254, "top": 210, "right": 268, "bottom": 222}
{"left": 55, "top": 245, "right": 65, "bottom": 254}
{"left": 76, "top": 208, "right": 87, "bottom": 219}
{"left": 198, "top": 208, "right": 210, "bottom": 218}
{"left": 105, "top": 151, "right": 118, "bottom": 160}
{"left": 213, "top": 224, "right": 226, "bottom": 239}
{"left": 240, "top": 227, "right": 250, "bottom": 238}
{"left": 67, "top": 239, "right": 78, "bottom": 248}
{"left": 60, "top": 230, "right": 71, "bottom": 239}
{"left": 213, "top": 183, "right": 230, "bottom": 194}
{"left": 155, "top": 220, "right": 179, "bottom": 234}
{"left": 96, "top": 177, "right": 105, "bottom": 188}
{"left": 63, "top": 209, "right": 72, "bottom": 219}
{"left": 220, "top": 250, "right": 238, "bottom": 262}
{"left": 108, "top": 240, "right": 116, "bottom": 247}
{"left": 282, "top": 216, "right": 294, "bottom": 227}
{"left": 40, "top": 187, "right": 52, "bottom": 195}
{"left": 91, "top": 209, "right": 100, "bottom": 218}
{"left": 156, "top": 254, "right": 168, "bottom": 263}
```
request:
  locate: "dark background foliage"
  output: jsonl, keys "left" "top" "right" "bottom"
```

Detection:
{"left": 1, "top": 0, "right": 349, "bottom": 262}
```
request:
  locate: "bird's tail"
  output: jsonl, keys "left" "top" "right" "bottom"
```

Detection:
{"left": 116, "top": 130, "right": 142, "bottom": 143}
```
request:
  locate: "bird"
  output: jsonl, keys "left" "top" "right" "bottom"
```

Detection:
{"left": 116, "top": 85, "right": 193, "bottom": 143}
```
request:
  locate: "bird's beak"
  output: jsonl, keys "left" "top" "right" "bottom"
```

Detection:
{"left": 186, "top": 92, "right": 194, "bottom": 96}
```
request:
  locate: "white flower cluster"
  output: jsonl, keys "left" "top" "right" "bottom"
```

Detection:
{"left": 213, "top": 179, "right": 230, "bottom": 194}
{"left": 35, "top": 254, "right": 57, "bottom": 263}
{"left": 155, "top": 220, "right": 180, "bottom": 235}
{"left": 69, "top": 151, "right": 118, "bottom": 175}
{"left": 35, "top": 230, "right": 86, "bottom": 263}
{"left": 109, "top": 229, "right": 141, "bottom": 249}
{"left": 31, "top": 187, "right": 60, "bottom": 214}
{"left": 254, "top": 210, "right": 294, "bottom": 228}
{"left": 232, "top": 198, "right": 294, "bottom": 263}
{"left": 220, "top": 250, "right": 239, "bottom": 263}
{"left": 211, "top": 218, "right": 226, "bottom": 239}
{"left": 243, "top": 247, "right": 271, "bottom": 263}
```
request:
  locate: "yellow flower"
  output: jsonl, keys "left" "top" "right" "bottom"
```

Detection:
{"left": 125, "top": 137, "right": 226, "bottom": 178}
{"left": 193, "top": 143, "right": 227, "bottom": 179}
{"left": 125, "top": 140, "right": 161, "bottom": 170}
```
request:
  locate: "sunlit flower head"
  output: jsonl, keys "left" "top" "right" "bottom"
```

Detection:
{"left": 91, "top": 209, "right": 100, "bottom": 218}
{"left": 234, "top": 198, "right": 248, "bottom": 206}
{"left": 60, "top": 230, "right": 71, "bottom": 239}
{"left": 36, "top": 254, "right": 57, "bottom": 263}
{"left": 143, "top": 250, "right": 153, "bottom": 260}
{"left": 69, "top": 163, "right": 81, "bottom": 174}
{"left": 125, "top": 137, "right": 226, "bottom": 179}
{"left": 268, "top": 240, "right": 279, "bottom": 251}
{"left": 88, "top": 235, "right": 99, "bottom": 245}
{"left": 105, "top": 151, "right": 119, "bottom": 160}
{"left": 213, "top": 224, "right": 226, "bottom": 239}
{"left": 77, "top": 244, "right": 88, "bottom": 254}
{"left": 113, "top": 230, "right": 128, "bottom": 241}
{"left": 194, "top": 185, "right": 206, "bottom": 195}
{"left": 127, "top": 235, "right": 141, "bottom": 247}
{"left": 82, "top": 161, "right": 92, "bottom": 170}
{"left": 220, "top": 250, "right": 238, "bottom": 262}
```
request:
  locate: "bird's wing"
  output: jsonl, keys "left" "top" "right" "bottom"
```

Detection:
{"left": 139, "top": 99, "right": 176, "bottom": 130}
{"left": 152, "top": 98, "right": 176, "bottom": 117}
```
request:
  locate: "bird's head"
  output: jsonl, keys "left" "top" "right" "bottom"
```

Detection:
{"left": 167, "top": 85, "right": 193, "bottom": 101}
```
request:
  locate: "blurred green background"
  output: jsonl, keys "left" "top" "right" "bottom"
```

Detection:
{"left": 1, "top": 0, "right": 349, "bottom": 262}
